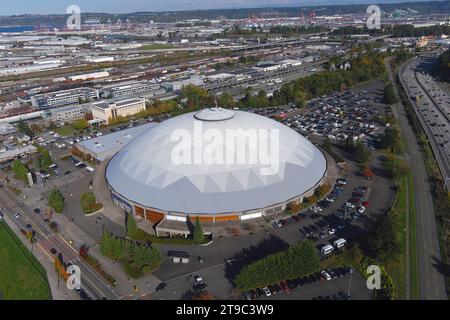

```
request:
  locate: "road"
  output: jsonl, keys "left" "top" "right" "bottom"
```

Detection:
{"left": 393, "top": 58, "right": 448, "bottom": 300}
{"left": 400, "top": 56, "right": 450, "bottom": 184}
{"left": 0, "top": 186, "right": 120, "bottom": 300}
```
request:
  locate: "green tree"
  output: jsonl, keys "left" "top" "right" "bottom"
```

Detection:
{"left": 35, "top": 145, "right": 52, "bottom": 168}
{"left": 126, "top": 213, "right": 139, "bottom": 239}
{"left": 368, "top": 216, "right": 400, "bottom": 262}
{"left": 17, "top": 121, "right": 34, "bottom": 139}
{"left": 234, "top": 240, "right": 320, "bottom": 291}
{"left": 111, "top": 237, "right": 124, "bottom": 261}
{"left": 380, "top": 127, "right": 399, "bottom": 150}
{"left": 100, "top": 231, "right": 114, "bottom": 257}
{"left": 180, "top": 84, "right": 213, "bottom": 109}
{"left": 12, "top": 160, "right": 29, "bottom": 182}
{"left": 354, "top": 141, "right": 370, "bottom": 164}
{"left": 73, "top": 118, "right": 89, "bottom": 131}
{"left": 217, "top": 92, "right": 236, "bottom": 109}
{"left": 383, "top": 83, "right": 398, "bottom": 105}
{"left": 193, "top": 216, "right": 204, "bottom": 244}
{"left": 48, "top": 188, "right": 65, "bottom": 213}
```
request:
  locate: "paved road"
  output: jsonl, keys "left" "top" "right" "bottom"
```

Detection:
{"left": 400, "top": 57, "right": 450, "bottom": 184}
{"left": 0, "top": 186, "right": 120, "bottom": 300}
{"left": 393, "top": 58, "right": 448, "bottom": 300}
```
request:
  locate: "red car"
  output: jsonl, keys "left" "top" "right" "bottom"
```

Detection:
{"left": 362, "top": 201, "right": 369, "bottom": 208}
{"left": 280, "top": 281, "right": 292, "bottom": 294}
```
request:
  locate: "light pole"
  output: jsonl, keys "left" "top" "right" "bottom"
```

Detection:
{"left": 96, "top": 216, "right": 103, "bottom": 238}
{"left": 347, "top": 268, "right": 353, "bottom": 299}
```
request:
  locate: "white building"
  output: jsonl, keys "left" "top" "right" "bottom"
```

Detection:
{"left": 91, "top": 98, "right": 146, "bottom": 125}
{"left": 50, "top": 105, "right": 85, "bottom": 122}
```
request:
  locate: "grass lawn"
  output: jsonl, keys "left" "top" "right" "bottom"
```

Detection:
{"left": 54, "top": 125, "right": 79, "bottom": 137}
{"left": 384, "top": 175, "right": 407, "bottom": 300}
{"left": 407, "top": 173, "right": 420, "bottom": 299}
{"left": 0, "top": 222, "right": 51, "bottom": 300}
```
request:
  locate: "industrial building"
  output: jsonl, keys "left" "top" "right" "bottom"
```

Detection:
{"left": 49, "top": 105, "right": 85, "bottom": 122}
{"left": 91, "top": 98, "right": 146, "bottom": 125}
{"left": 101, "top": 80, "right": 164, "bottom": 99}
{"left": 30, "top": 88, "right": 99, "bottom": 109}
{"left": 76, "top": 123, "right": 157, "bottom": 162}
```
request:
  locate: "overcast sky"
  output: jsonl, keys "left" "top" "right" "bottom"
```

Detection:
{"left": 0, "top": 0, "right": 428, "bottom": 15}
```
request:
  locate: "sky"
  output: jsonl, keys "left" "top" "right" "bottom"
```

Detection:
{"left": 0, "top": 0, "right": 430, "bottom": 15}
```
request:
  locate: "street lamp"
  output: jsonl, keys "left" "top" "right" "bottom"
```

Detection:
{"left": 96, "top": 216, "right": 103, "bottom": 238}
{"left": 347, "top": 268, "right": 354, "bottom": 300}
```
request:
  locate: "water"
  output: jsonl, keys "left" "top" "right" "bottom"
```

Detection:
{"left": 0, "top": 26, "right": 34, "bottom": 33}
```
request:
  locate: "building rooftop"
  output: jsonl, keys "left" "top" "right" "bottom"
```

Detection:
{"left": 77, "top": 122, "right": 157, "bottom": 161}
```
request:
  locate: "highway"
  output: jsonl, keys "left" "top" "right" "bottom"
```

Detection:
{"left": 397, "top": 57, "right": 448, "bottom": 300}
{"left": 400, "top": 56, "right": 450, "bottom": 185}
{"left": 0, "top": 186, "right": 120, "bottom": 300}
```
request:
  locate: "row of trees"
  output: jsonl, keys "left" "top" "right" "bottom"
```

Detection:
{"left": 383, "top": 83, "right": 398, "bottom": 105}
{"left": 438, "top": 48, "right": 450, "bottom": 81}
{"left": 100, "top": 230, "right": 162, "bottom": 278}
{"left": 234, "top": 240, "right": 320, "bottom": 291}
{"left": 270, "top": 52, "right": 385, "bottom": 106}
{"left": 344, "top": 139, "right": 371, "bottom": 164}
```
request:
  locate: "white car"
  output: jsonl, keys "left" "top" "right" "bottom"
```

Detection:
{"left": 325, "top": 196, "right": 335, "bottom": 202}
{"left": 262, "top": 287, "right": 271, "bottom": 297}
{"left": 321, "top": 270, "right": 332, "bottom": 281}
{"left": 357, "top": 206, "right": 366, "bottom": 214}
{"left": 275, "top": 220, "right": 283, "bottom": 228}
{"left": 346, "top": 202, "right": 355, "bottom": 209}
{"left": 13, "top": 213, "right": 21, "bottom": 219}
{"left": 328, "top": 228, "right": 336, "bottom": 235}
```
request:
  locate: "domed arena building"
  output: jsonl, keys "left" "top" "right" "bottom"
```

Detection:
{"left": 105, "top": 108, "right": 330, "bottom": 232}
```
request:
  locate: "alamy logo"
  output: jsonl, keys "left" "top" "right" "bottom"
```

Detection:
{"left": 366, "top": 5, "right": 381, "bottom": 30}
{"left": 170, "top": 121, "right": 280, "bottom": 175}
{"left": 366, "top": 265, "right": 381, "bottom": 290}
{"left": 66, "top": 5, "right": 81, "bottom": 30}
{"left": 66, "top": 264, "right": 82, "bottom": 290}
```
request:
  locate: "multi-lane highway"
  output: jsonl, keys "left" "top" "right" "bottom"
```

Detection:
{"left": 0, "top": 186, "right": 120, "bottom": 300}
{"left": 400, "top": 56, "right": 450, "bottom": 186}
{"left": 398, "top": 56, "right": 448, "bottom": 300}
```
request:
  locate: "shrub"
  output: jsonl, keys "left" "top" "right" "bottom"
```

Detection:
{"left": 80, "top": 192, "right": 102, "bottom": 214}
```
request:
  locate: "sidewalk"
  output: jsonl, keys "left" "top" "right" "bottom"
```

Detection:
{"left": 13, "top": 177, "right": 162, "bottom": 300}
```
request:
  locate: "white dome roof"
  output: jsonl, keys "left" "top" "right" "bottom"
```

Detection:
{"left": 106, "top": 109, "right": 326, "bottom": 214}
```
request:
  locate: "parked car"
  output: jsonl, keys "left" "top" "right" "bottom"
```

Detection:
{"left": 155, "top": 282, "right": 167, "bottom": 292}
{"left": 280, "top": 281, "right": 291, "bottom": 293}
{"left": 262, "top": 287, "right": 271, "bottom": 296}
{"left": 321, "top": 270, "right": 332, "bottom": 281}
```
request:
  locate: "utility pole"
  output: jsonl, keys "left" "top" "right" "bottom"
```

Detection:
{"left": 347, "top": 268, "right": 354, "bottom": 299}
